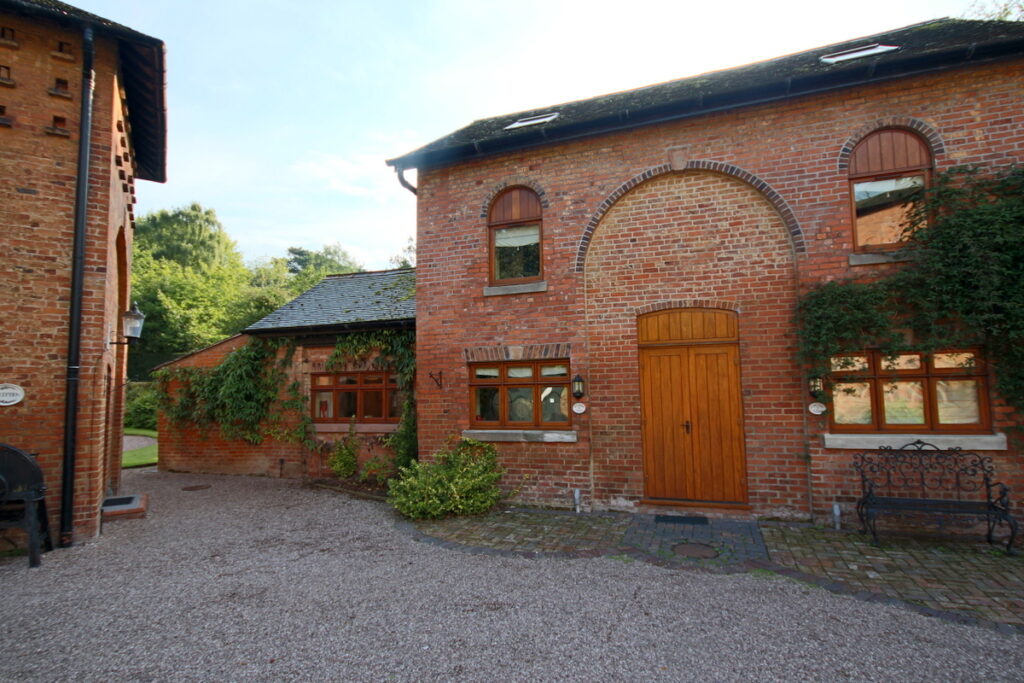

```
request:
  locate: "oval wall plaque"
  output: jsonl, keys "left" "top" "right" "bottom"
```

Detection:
{"left": 0, "top": 384, "right": 25, "bottom": 406}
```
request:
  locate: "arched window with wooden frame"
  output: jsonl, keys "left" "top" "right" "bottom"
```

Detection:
{"left": 849, "top": 128, "right": 932, "bottom": 251}
{"left": 488, "top": 186, "right": 543, "bottom": 284}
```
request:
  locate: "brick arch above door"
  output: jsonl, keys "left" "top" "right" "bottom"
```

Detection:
{"left": 574, "top": 161, "right": 804, "bottom": 272}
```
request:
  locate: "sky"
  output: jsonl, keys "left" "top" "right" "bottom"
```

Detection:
{"left": 72, "top": 0, "right": 982, "bottom": 270}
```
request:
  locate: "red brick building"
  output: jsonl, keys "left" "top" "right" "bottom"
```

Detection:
{"left": 157, "top": 269, "right": 416, "bottom": 478}
{"left": 388, "top": 19, "right": 1024, "bottom": 519}
{"left": 0, "top": 0, "right": 165, "bottom": 543}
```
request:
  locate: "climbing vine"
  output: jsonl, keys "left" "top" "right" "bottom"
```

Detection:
{"left": 155, "top": 337, "right": 306, "bottom": 444}
{"left": 797, "top": 165, "right": 1024, "bottom": 411}
{"left": 328, "top": 328, "right": 418, "bottom": 467}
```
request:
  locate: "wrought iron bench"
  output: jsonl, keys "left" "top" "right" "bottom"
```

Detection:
{"left": 853, "top": 440, "right": 1017, "bottom": 554}
{"left": 0, "top": 444, "right": 53, "bottom": 567}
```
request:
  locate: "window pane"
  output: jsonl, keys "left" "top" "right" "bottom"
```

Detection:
{"left": 364, "top": 375, "right": 384, "bottom": 385}
{"left": 507, "top": 387, "right": 534, "bottom": 423}
{"left": 338, "top": 391, "right": 357, "bottom": 418}
{"left": 936, "top": 380, "right": 981, "bottom": 424}
{"left": 540, "top": 386, "right": 569, "bottom": 423}
{"left": 494, "top": 224, "right": 540, "bottom": 280}
{"left": 336, "top": 375, "right": 358, "bottom": 385}
{"left": 882, "top": 381, "right": 925, "bottom": 425}
{"left": 314, "top": 376, "right": 333, "bottom": 386}
{"left": 362, "top": 391, "right": 384, "bottom": 419}
{"left": 474, "top": 387, "right": 500, "bottom": 421}
{"left": 881, "top": 354, "right": 921, "bottom": 371}
{"left": 833, "top": 383, "right": 873, "bottom": 424}
{"left": 507, "top": 366, "right": 533, "bottom": 379}
{"left": 474, "top": 367, "right": 500, "bottom": 380}
{"left": 933, "top": 352, "right": 976, "bottom": 370}
{"left": 541, "top": 364, "right": 569, "bottom": 378}
{"left": 314, "top": 392, "right": 334, "bottom": 419}
{"left": 854, "top": 175, "right": 924, "bottom": 246}
{"left": 830, "top": 355, "right": 869, "bottom": 372}
{"left": 389, "top": 390, "right": 405, "bottom": 419}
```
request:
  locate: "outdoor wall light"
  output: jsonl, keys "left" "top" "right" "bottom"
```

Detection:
{"left": 110, "top": 302, "right": 145, "bottom": 345}
{"left": 808, "top": 377, "right": 824, "bottom": 396}
{"left": 571, "top": 374, "right": 585, "bottom": 399}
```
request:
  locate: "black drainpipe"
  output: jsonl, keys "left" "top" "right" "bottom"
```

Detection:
{"left": 59, "top": 24, "right": 96, "bottom": 548}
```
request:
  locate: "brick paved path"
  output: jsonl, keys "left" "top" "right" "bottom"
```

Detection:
{"left": 761, "top": 525, "right": 1024, "bottom": 626}
{"left": 405, "top": 507, "right": 1024, "bottom": 629}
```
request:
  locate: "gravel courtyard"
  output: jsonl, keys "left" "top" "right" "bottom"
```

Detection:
{"left": 2, "top": 469, "right": 1023, "bottom": 682}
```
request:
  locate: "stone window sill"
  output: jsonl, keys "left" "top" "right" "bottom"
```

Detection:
{"left": 822, "top": 432, "right": 1007, "bottom": 451}
{"left": 483, "top": 280, "right": 547, "bottom": 297}
{"left": 44, "top": 126, "right": 70, "bottom": 137}
{"left": 0, "top": 38, "right": 18, "bottom": 49}
{"left": 848, "top": 251, "right": 911, "bottom": 266}
{"left": 0, "top": 116, "right": 11, "bottom": 127}
{"left": 0, "top": 77, "right": 13, "bottom": 88}
{"left": 462, "top": 429, "right": 577, "bottom": 443}
{"left": 48, "top": 88, "right": 71, "bottom": 99}
{"left": 314, "top": 423, "right": 397, "bottom": 434}
{"left": 50, "top": 51, "right": 74, "bottom": 62}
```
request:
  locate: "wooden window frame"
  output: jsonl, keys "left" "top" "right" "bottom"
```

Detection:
{"left": 487, "top": 187, "right": 543, "bottom": 285}
{"left": 310, "top": 371, "right": 402, "bottom": 424}
{"left": 828, "top": 349, "right": 990, "bottom": 434}
{"left": 469, "top": 360, "right": 571, "bottom": 429}
{"left": 848, "top": 129, "right": 932, "bottom": 253}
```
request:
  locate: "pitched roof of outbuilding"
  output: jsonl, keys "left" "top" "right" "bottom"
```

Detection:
{"left": 387, "top": 18, "right": 1024, "bottom": 171}
{"left": 0, "top": 0, "right": 167, "bottom": 182}
{"left": 245, "top": 269, "right": 416, "bottom": 335}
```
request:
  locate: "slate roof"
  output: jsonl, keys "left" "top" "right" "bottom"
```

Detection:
{"left": 388, "top": 18, "right": 1024, "bottom": 171}
{"left": 0, "top": 0, "right": 167, "bottom": 182}
{"left": 245, "top": 269, "right": 416, "bottom": 334}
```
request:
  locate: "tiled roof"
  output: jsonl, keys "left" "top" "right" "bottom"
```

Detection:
{"left": 245, "top": 269, "right": 415, "bottom": 334}
{"left": 0, "top": 0, "right": 167, "bottom": 182}
{"left": 388, "top": 18, "right": 1024, "bottom": 171}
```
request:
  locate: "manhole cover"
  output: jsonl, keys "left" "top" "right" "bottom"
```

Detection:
{"left": 672, "top": 542, "right": 719, "bottom": 559}
{"left": 181, "top": 485, "right": 211, "bottom": 491}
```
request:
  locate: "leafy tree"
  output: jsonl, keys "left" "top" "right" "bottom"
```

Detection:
{"left": 967, "top": 0, "right": 1023, "bottom": 20}
{"left": 135, "top": 203, "right": 242, "bottom": 271}
{"left": 389, "top": 236, "right": 416, "bottom": 269}
{"left": 286, "top": 243, "right": 360, "bottom": 275}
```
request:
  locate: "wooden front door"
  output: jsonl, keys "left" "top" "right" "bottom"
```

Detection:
{"left": 639, "top": 309, "right": 747, "bottom": 505}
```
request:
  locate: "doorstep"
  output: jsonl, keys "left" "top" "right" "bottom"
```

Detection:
{"left": 102, "top": 493, "right": 149, "bottom": 521}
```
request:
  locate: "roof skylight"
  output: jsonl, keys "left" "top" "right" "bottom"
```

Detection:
{"left": 504, "top": 112, "right": 560, "bottom": 130}
{"left": 820, "top": 43, "right": 900, "bottom": 65}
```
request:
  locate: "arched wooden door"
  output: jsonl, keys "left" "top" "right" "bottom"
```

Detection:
{"left": 638, "top": 309, "right": 748, "bottom": 505}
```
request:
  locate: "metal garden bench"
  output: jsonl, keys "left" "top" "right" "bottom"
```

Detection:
{"left": 853, "top": 439, "right": 1017, "bottom": 554}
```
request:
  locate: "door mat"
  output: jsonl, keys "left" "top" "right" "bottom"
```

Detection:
{"left": 655, "top": 515, "right": 709, "bottom": 525}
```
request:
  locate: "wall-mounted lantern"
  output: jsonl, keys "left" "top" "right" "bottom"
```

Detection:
{"left": 808, "top": 377, "right": 824, "bottom": 397}
{"left": 571, "top": 374, "right": 585, "bottom": 399}
{"left": 111, "top": 302, "right": 145, "bottom": 345}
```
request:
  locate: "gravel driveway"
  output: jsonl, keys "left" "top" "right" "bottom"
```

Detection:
{"left": 2, "top": 469, "right": 1023, "bottom": 682}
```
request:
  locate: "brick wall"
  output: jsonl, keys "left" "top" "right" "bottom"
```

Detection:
{"left": 157, "top": 336, "right": 400, "bottom": 480}
{"left": 414, "top": 58, "right": 1024, "bottom": 517}
{"left": 0, "top": 10, "right": 139, "bottom": 540}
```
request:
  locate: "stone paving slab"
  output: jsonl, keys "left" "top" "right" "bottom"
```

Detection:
{"left": 402, "top": 506, "right": 1024, "bottom": 631}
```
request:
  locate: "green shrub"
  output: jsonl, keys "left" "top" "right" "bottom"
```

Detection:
{"left": 359, "top": 454, "right": 397, "bottom": 485}
{"left": 387, "top": 438, "right": 503, "bottom": 519}
{"left": 124, "top": 382, "right": 159, "bottom": 430}
{"left": 327, "top": 421, "right": 359, "bottom": 479}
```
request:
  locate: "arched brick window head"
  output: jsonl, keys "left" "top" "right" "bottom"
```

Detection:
{"left": 849, "top": 129, "right": 932, "bottom": 251}
{"left": 488, "top": 187, "right": 543, "bottom": 284}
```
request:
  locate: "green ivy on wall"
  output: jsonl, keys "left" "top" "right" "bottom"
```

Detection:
{"left": 328, "top": 328, "right": 418, "bottom": 467}
{"left": 155, "top": 337, "right": 306, "bottom": 445}
{"left": 797, "top": 165, "right": 1024, "bottom": 412}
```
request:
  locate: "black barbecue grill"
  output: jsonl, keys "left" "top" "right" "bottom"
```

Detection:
{"left": 0, "top": 444, "right": 53, "bottom": 567}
